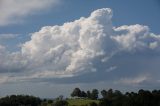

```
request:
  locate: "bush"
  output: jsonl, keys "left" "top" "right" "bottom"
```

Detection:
{"left": 53, "top": 100, "right": 68, "bottom": 106}
{"left": 89, "top": 102, "right": 97, "bottom": 106}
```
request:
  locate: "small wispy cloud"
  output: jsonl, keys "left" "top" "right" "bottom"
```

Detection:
{"left": 0, "top": 0, "right": 59, "bottom": 26}
{"left": 115, "top": 75, "right": 150, "bottom": 86}
{"left": 106, "top": 66, "right": 117, "bottom": 72}
{"left": 0, "top": 34, "right": 19, "bottom": 40}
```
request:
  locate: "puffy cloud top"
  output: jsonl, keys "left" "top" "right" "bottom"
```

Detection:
{"left": 0, "top": 8, "right": 160, "bottom": 85}
{"left": 21, "top": 8, "right": 115, "bottom": 77}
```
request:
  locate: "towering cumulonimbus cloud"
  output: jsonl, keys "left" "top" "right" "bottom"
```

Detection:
{"left": 0, "top": 8, "right": 160, "bottom": 84}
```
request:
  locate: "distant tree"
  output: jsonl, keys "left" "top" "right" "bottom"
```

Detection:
{"left": 57, "top": 95, "right": 64, "bottom": 100}
{"left": 71, "top": 88, "right": 81, "bottom": 97}
{"left": 0, "top": 95, "right": 41, "bottom": 106}
{"left": 107, "top": 89, "right": 113, "bottom": 100}
{"left": 91, "top": 89, "right": 99, "bottom": 100}
{"left": 81, "top": 91, "right": 87, "bottom": 98}
{"left": 99, "top": 99, "right": 111, "bottom": 106}
{"left": 52, "top": 96, "right": 66, "bottom": 106}
{"left": 101, "top": 90, "right": 107, "bottom": 99}
{"left": 114, "top": 90, "right": 122, "bottom": 96}
{"left": 87, "top": 90, "right": 91, "bottom": 99}
{"left": 69, "top": 88, "right": 160, "bottom": 106}
{"left": 48, "top": 99, "right": 53, "bottom": 104}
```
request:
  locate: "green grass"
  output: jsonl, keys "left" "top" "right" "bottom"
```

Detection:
{"left": 67, "top": 98, "right": 99, "bottom": 106}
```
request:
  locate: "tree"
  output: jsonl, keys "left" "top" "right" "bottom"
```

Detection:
{"left": 69, "top": 88, "right": 160, "bottom": 106}
{"left": 81, "top": 91, "right": 87, "bottom": 98}
{"left": 48, "top": 99, "right": 53, "bottom": 104}
{"left": 91, "top": 89, "right": 99, "bottom": 100}
{"left": 101, "top": 90, "right": 107, "bottom": 99}
{"left": 71, "top": 88, "right": 81, "bottom": 97}
{"left": 0, "top": 95, "right": 41, "bottom": 106}
{"left": 112, "top": 90, "right": 123, "bottom": 106}
{"left": 57, "top": 95, "right": 64, "bottom": 101}
{"left": 87, "top": 90, "right": 91, "bottom": 99}
{"left": 107, "top": 89, "right": 113, "bottom": 100}
{"left": 99, "top": 99, "right": 111, "bottom": 106}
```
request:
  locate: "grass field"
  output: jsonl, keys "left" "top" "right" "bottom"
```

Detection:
{"left": 67, "top": 99, "right": 99, "bottom": 106}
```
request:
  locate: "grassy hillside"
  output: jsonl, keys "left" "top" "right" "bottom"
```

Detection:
{"left": 67, "top": 99, "right": 99, "bottom": 106}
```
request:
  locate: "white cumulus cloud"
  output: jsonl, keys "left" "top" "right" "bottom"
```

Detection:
{"left": 0, "top": 8, "right": 160, "bottom": 85}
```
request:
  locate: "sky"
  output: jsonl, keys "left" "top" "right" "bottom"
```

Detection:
{"left": 0, "top": 0, "right": 160, "bottom": 98}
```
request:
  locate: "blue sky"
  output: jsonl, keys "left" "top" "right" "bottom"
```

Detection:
{"left": 0, "top": 0, "right": 160, "bottom": 98}
{"left": 1, "top": 0, "right": 160, "bottom": 34}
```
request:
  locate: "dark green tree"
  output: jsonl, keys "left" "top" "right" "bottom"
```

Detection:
{"left": 107, "top": 89, "right": 113, "bottom": 100}
{"left": 101, "top": 90, "right": 107, "bottom": 99}
{"left": 71, "top": 88, "right": 81, "bottom": 97}
{"left": 0, "top": 95, "right": 41, "bottom": 106}
{"left": 91, "top": 89, "right": 99, "bottom": 100}
{"left": 87, "top": 90, "right": 91, "bottom": 99}
{"left": 81, "top": 91, "right": 87, "bottom": 98}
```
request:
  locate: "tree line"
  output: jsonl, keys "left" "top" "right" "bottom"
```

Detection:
{"left": 0, "top": 95, "right": 41, "bottom": 106}
{"left": 70, "top": 88, "right": 160, "bottom": 106}
{"left": 0, "top": 88, "right": 160, "bottom": 106}
{"left": 71, "top": 88, "right": 98, "bottom": 100}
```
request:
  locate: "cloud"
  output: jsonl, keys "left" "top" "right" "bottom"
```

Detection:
{"left": 0, "top": 34, "right": 19, "bottom": 40}
{"left": 0, "top": 8, "right": 160, "bottom": 87}
{"left": 0, "top": 0, "right": 59, "bottom": 26}
{"left": 105, "top": 66, "right": 117, "bottom": 72}
{"left": 0, "top": 76, "right": 9, "bottom": 84}
{"left": 115, "top": 75, "right": 150, "bottom": 86}
{"left": 112, "top": 25, "right": 160, "bottom": 51}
